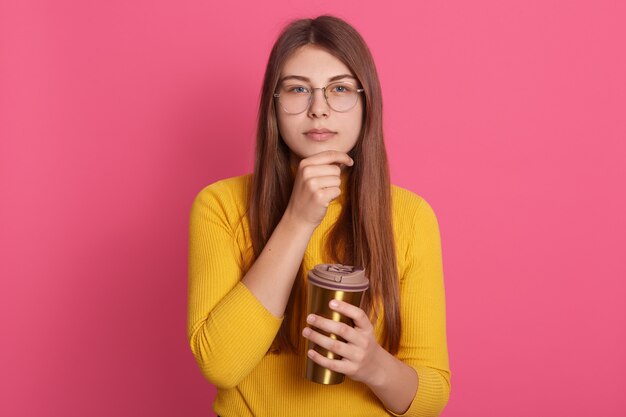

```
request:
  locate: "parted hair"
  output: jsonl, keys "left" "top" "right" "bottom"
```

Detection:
{"left": 248, "top": 15, "right": 401, "bottom": 355}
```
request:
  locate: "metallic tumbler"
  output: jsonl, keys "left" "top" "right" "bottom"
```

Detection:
{"left": 305, "top": 264, "right": 369, "bottom": 385}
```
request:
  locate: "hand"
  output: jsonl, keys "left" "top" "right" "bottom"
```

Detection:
{"left": 302, "top": 299, "right": 384, "bottom": 386}
{"left": 283, "top": 151, "right": 354, "bottom": 228}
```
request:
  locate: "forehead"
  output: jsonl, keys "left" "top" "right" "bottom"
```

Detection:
{"left": 280, "top": 44, "right": 353, "bottom": 81}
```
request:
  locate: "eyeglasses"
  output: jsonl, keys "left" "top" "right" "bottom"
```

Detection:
{"left": 273, "top": 81, "right": 364, "bottom": 114}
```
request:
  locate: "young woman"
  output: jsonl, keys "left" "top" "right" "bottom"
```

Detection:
{"left": 187, "top": 15, "right": 451, "bottom": 417}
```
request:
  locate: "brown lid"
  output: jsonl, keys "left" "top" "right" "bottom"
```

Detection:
{"left": 307, "top": 264, "right": 369, "bottom": 291}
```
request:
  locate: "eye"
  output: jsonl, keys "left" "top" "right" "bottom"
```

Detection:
{"left": 330, "top": 83, "right": 354, "bottom": 93}
{"left": 286, "top": 85, "right": 309, "bottom": 94}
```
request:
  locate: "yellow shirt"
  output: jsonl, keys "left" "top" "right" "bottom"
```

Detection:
{"left": 187, "top": 173, "right": 451, "bottom": 416}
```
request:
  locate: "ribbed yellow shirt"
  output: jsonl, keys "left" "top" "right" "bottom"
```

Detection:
{"left": 187, "top": 173, "right": 450, "bottom": 417}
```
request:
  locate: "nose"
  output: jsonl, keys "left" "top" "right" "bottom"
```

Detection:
{"left": 307, "top": 87, "right": 330, "bottom": 118}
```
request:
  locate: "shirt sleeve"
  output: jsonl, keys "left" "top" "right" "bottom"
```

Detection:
{"left": 186, "top": 183, "right": 283, "bottom": 389}
{"left": 387, "top": 196, "right": 451, "bottom": 416}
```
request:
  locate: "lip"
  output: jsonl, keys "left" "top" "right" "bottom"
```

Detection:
{"left": 304, "top": 128, "right": 336, "bottom": 141}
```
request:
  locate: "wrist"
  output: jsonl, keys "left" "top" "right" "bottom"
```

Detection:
{"left": 281, "top": 209, "right": 317, "bottom": 236}
{"left": 364, "top": 349, "right": 419, "bottom": 415}
{"left": 366, "top": 345, "right": 392, "bottom": 389}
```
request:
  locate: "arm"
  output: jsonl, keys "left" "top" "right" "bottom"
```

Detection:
{"left": 187, "top": 152, "right": 354, "bottom": 389}
{"left": 240, "top": 212, "right": 315, "bottom": 317}
{"left": 302, "top": 195, "right": 450, "bottom": 415}
{"left": 187, "top": 183, "right": 288, "bottom": 389}
{"left": 386, "top": 197, "right": 451, "bottom": 416}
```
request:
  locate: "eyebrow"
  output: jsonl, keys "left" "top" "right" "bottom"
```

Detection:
{"left": 279, "top": 74, "right": 357, "bottom": 83}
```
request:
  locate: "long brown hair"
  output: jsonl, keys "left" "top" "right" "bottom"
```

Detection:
{"left": 248, "top": 15, "right": 401, "bottom": 355}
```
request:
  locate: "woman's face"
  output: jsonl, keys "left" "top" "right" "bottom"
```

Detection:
{"left": 276, "top": 44, "right": 363, "bottom": 164}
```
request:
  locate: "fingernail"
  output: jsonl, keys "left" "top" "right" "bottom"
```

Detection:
{"left": 329, "top": 300, "right": 339, "bottom": 308}
{"left": 303, "top": 328, "right": 311, "bottom": 336}
{"left": 307, "top": 314, "right": 316, "bottom": 323}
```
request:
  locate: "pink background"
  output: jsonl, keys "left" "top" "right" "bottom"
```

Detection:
{"left": 1, "top": 0, "right": 624, "bottom": 416}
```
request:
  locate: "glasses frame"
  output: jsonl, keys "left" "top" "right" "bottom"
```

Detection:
{"left": 273, "top": 81, "right": 365, "bottom": 114}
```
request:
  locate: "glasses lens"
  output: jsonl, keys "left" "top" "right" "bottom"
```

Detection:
{"left": 277, "top": 84, "right": 310, "bottom": 114}
{"left": 326, "top": 82, "right": 360, "bottom": 112}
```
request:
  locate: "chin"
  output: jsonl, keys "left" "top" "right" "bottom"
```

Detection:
{"left": 289, "top": 144, "right": 353, "bottom": 162}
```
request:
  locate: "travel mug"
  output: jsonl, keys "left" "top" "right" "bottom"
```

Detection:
{"left": 304, "top": 264, "right": 369, "bottom": 384}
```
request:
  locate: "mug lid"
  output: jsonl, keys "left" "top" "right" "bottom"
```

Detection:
{"left": 308, "top": 264, "right": 369, "bottom": 291}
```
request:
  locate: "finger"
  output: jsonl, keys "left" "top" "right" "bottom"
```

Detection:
{"left": 306, "top": 313, "right": 358, "bottom": 343}
{"left": 303, "top": 175, "right": 342, "bottom": 191}
{"left": 299, "top": 164, "right": 342, "bottom": 180}
{"left": 300, "top": 150, "right": 354, "bottom": 169}
{"left": 306, "top": 348, "right": 353, "bottom": 375}
{"left": 302, "top": 327, "right": 352, "bottom": 359}
{"left": 317, "top": 187, "right": 342, "bottom": 207}
{"left": 328, "top": 300, "right": 373, "bottom": 331}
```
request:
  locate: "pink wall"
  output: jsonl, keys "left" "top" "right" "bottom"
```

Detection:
{"left": 1, "top": 0, "right": 624, "bottom": 416}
